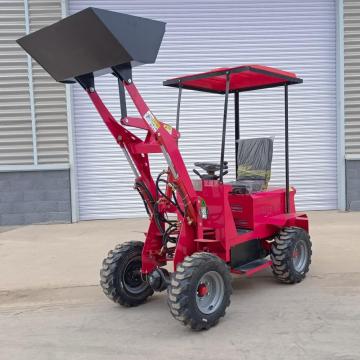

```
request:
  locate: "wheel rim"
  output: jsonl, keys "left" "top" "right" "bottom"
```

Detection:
{"left": 122, "top": 256, "right": 148, "bottom": 294}
{"left": 195, "top": 271, "right": 224, "bottom": 315}
{"left": 292, "top": 240, "right": 308, "bottom": 272}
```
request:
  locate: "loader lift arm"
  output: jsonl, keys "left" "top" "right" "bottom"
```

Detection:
{"left": 76, "top": 70, "right": 199, "bottom": 273}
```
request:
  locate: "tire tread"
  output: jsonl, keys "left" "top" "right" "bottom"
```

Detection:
{"left": 100, "top": 241, "right": 153, "bottom": 307}
{"left": 167, "top": 252, "right": 232, "bottom": 330}
{"left": 271, "top": 227, "right": 312, "bottom": 284}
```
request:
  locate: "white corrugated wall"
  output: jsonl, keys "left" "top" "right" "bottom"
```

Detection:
{"left": 70, "top": 0, "right": 337, "bottom": 220}
{"left": 29, "top": 0, "right": 69, "bottom": 164}
{"left": 0, "top": 0, "right": 68, "bottom": 167}
{"left": 344, "top": 0, "right": 360, "bottom": 157}
{"left": 0, "top": 0, "right": 33, "bottom": 165}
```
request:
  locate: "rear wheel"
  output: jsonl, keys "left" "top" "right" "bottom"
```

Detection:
{"left": 167, "top": 253, "right": 232, "bottom": 330}
{"left": 271, "top": 227, "right": 312, "bottom": 284}
{"left": 100, "top": 241, "right": 154, "bottom": 307}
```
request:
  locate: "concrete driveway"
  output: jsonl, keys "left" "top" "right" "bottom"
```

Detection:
{"left": 0, "top": 211, "right": 360, "bottom": 360}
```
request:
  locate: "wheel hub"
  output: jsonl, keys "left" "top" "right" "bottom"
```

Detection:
{"left": 292, "top": 240, "right": 308, "bottom": 272}
{"left": 122, "top": 257, "right": 148, "bottom": 294}
{"left": 197, "top": 283, "right": 209, "bottom": 297}
{"left": 195, "top": 271, "right": 225, "bottom": 315}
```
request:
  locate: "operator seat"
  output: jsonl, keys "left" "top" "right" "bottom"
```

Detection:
{"left": 231, "top": 137, "right": 273, "bottom": 194}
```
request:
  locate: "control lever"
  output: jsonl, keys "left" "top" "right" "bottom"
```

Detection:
{"left": 193, "top": 169, "right": 203, "bottom": 178}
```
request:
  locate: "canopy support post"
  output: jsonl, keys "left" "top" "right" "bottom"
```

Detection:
{"left": 176, "top": 83, "right": 182, "bottom": 131}
{"left": 220, "top": 73, "right": 230, "bottom": 183}
{"left": 234, "top": 91, "right": 240, "bottom": 175}
{"left": 285, "top": 84, "right": 290, "bottom": 213}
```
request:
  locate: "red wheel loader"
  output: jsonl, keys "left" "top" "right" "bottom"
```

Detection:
{"left": 18, "top": 7, "right": 312, "bottom": 330}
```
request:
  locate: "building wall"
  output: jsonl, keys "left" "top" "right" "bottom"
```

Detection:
{"left": 344, "top": 0, "right": 360, "bottom": 210}
{"left": 346, "top": 160, "right": 360, "bottom": 210}
{"left": 0, "top": 0, "right": 71, "bottom": 225}
{"left": 0, "top": 170, "right": 71, "bottom": 226}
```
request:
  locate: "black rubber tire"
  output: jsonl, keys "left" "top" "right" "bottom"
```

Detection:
{"left": 100, "top": 241, "right": 154, "bottom": 307}
{"left": 167, "top": 252, "right": 232, "bottom": 331}
{"left": 271, "top": 227, "right": 312, "bottom": 284}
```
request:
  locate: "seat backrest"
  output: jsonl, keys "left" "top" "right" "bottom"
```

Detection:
{"left": 237, "top": 137, "right": 274, "bottom": 187}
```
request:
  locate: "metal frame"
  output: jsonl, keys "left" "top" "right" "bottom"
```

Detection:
{"left": 175, "top": 76, "right": 291, "bottom": 212}
{"left": 164, "top": 65, "right": 303, "bottom": 94}
{"left": 234, "top": 92, "right": 240, "bottom": 173}
{"left": 61, "top": 0, "right": 79, "bottom": 222}
{"left": 168, "top": 65, "right": 296, "bottom": 209}
{"left": 65, "top": 83, "right": 79, "bottom": 222}
{"left": 284, "top": 84, "right": 290, "bottom": 213}
{"left": 220, "top": 73, "right": 230, "bottom": 182}
{"left": 23, "top": 0, "right": 38, "bottom": 166}
{"left": 336, "top": 0, "right": 346, "bottom": 211}
{"left": 166, "top": 82, "right": 302, "bottom": 95}
{"left": 176, "top": 83, "right": 182, "bottom": 132}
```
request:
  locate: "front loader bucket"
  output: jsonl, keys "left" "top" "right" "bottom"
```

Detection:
{"left": 17, "top": 7, "right": 166, "bottom": 82}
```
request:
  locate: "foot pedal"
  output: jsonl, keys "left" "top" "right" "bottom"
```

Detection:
{"left": 232, "top": 258, "right": 272, "bottom": 276}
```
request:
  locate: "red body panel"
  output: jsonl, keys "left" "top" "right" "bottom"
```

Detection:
{"left": 83, "top": 78, "right": 308, "bottom": 275}
{"left": 189, "top": 181, "right": 307, "bottom": 264}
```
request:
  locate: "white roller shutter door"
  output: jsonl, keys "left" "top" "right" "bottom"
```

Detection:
{"left": 70, "top": 0, "right": 337, "bottom": 220}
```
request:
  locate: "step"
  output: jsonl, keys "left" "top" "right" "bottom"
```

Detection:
{"left": 194, "top": 238, "right": 220, "bottom": 243}
{"left": 236, "top": 228, "right": 252, "bottom": 235}
{"left": 232, "top": 258, "right": 272, "bottom": 277}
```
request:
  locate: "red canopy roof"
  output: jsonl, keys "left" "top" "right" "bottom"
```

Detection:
{"left": 163, "top": 65, "right": 302, "bottom": 94}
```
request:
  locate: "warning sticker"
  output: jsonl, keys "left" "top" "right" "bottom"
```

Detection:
{"left": 200, "top": 198, "right": 208, "bottom": 219}
{"left": 144, "top": 111, "right": 173, "bottom": 135}
{"left": 144, "top": 111, "right": 160, "bottom": 132}
{"left": 163, "top": 123, "right": 173, "bottom": 135}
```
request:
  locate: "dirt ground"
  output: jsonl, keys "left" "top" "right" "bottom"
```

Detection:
{"left": 0, "top": 211, "right": 360, "bottom": 360}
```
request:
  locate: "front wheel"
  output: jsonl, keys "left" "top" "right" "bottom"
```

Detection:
{"left": 271, "top": 227, "right": 312, "bottom": 284}
{"left": 100, "top": 241, "right": 154, "bottom": 307}
{"left": 167, "top": 253, "right": 232, "bottom": 330}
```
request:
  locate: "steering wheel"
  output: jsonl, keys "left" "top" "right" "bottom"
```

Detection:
{"left": 193, "top": 162, "right": 228, "bottom": 180}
